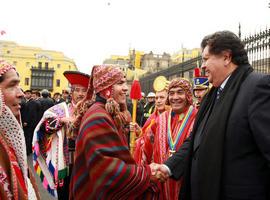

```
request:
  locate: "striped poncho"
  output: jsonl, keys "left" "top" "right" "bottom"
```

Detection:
{"left": 69, "top": 101, "right": 157, "bottom": 200}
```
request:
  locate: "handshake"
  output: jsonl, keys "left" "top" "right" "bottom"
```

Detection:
{"left": 149, "top": 163, "right": 170, "bottom": 183}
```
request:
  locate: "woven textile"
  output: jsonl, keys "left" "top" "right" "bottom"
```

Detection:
{"left": 32, "top": 102, "right": 70, "bottom": 197}
{"left": 135, "top": 106, "right": 197, "bottom": 200}
{"left": 0, "top": 89, "right": 37, "bottom": 199}
{"left": 70, "top": 102, "right": 158, "bottom": 199}
{"left": 168, "top": 78, "right": 193, "bottom": 105}
{"left": 92, "top": 64, "right": 124, "bottom": 94}
{"left": 0, "top": 60, "right": 15, "bottom": 77}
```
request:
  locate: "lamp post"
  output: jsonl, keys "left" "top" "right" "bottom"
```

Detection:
{"left": 181, "top": 49, "right": 184, "bottom": 77}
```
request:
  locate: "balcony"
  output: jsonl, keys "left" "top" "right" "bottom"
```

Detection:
{"left": 30, "top": 66, "right": 55, "bottom": 91}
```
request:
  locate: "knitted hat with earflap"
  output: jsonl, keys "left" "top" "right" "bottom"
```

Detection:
{"left": 0, "top": 60, "right": 37, "bottom": 199}
{"left": 168, "top": 78, "right": 193, "bottom": 105}
{"left": 74, "top": 65, "right": 130, "bottom": 133}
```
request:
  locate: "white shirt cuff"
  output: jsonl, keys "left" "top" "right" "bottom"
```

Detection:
{"left": 162, "top": 164, "right": 172, "bottom": 176}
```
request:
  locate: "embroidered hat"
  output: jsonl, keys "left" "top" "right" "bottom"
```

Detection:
{"left": 63, "top": 71, "right": 90, "bottom": 88}
{"left": 92, "top": 64, "right": 124, "bottom": 94}
{"left": 168, "top": 78, "right": 193, "bottom": 105}
{"left": 193, "top": 67, "right": 209, "bottom": 89}
{"left": 0, "top": 60, "right": 16, "bottom": 77}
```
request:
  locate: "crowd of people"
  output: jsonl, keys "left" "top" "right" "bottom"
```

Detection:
{"left": 0, "top": 30, "right": 269, "bottom": 200}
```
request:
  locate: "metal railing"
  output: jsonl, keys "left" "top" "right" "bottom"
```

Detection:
{"left": 140, "top": 28, "right": 270, "bottom": 94}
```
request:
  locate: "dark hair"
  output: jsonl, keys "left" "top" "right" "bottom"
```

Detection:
{"left": 0, "top": 75, "right": 4, "bottom": 83}
{"left": 32, "top": 90, "right": 40, "bottom": 96}
{"left": 0, "top": 71, "right": 20, "bottom": 83}
{"left": 201, "top": 31, "right": 249, "bottom": 65}
{"left": 25, "top": 89, "right": 32, "bottom": 93}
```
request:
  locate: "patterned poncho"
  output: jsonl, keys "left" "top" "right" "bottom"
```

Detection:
{"left": 69, "top": 101, "right": 157, "bottom": 200}
{"left": 135, "top": 106, "right": 197, "bottom": 200}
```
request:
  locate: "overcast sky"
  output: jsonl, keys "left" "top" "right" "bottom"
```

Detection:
{"left": 0, "top": 0, "right": 269, "bottom": 73}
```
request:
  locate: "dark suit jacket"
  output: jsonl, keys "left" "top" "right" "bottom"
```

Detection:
{"left": 165, "top": 72, "right": 270, "bottom": 200}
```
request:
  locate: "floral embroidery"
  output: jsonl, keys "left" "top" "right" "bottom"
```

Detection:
{"left": 51, "top": 105, "right": 65, "bottom": 118}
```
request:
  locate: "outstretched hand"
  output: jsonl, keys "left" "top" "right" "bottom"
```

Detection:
{"left": 149, "top": 163, "right": 170, "bottom": 183}
{"left": 129, "top": 122, "right": 142, "bottom": 137}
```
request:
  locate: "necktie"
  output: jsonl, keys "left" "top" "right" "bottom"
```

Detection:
{"left": 216, "top": 87, "right": 223, "bottom": 100}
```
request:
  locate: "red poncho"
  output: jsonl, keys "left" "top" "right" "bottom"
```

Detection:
{"left": 69, "top": 102, "right": 158, "bottom": 199}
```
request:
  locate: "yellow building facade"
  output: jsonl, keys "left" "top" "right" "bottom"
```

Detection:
{"left": 0, "top": 40, "right": 78, "bottom": 94}
{"left": 129, "top": 49, "right": 144, "bottom": 69}
{"left": 171, "top": 48, "right": 201, "bottom": 65}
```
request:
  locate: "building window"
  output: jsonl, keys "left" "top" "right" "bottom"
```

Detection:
{"left": 45, "top": 62, "right": 49, "bottom": 69}
{"left": 30, "top": 69, "right": 54, "bottom": 90}
{"left": 57, "top": 64, "right": 61, "bottom": 68}
{"left": 25, "top": 78, "right": 29, "bottom": 86}
{"left": 38, "top": 62, "right": 42, "bottom": 68}
{"left": 56, "top": 79, "right": 60, "bottom": 87}
{"left": 13, "top": 61, "right": 17, "bottom": 66}
{"left": 26, "top": 62, "right": 30, "bottom": 67}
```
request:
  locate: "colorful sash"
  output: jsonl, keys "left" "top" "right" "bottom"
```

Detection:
{"left": 167, "top": 105, "right": 194, "bottom": 155}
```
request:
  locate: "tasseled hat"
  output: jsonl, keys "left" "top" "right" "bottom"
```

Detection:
{"left": 193, "top": 67, "right": 209, "bottom": 89}
{"left": 86, "top": 64, "right": 125, "bottom": 100}
{"left": 73, "top": 64, "right": 129, "bottom": 132}
{"left": 92, "top": 64, "right": 124, "bottom": 93}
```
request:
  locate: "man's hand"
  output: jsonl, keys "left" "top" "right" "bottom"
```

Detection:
{"left": 149, "top": 163, "right": 170, "bottom": 183}
{"left": 129, "top": 122, "right": 142, "bottom": 137}
{"left": 59, "top": 117, "right": 74, "bottom": 125}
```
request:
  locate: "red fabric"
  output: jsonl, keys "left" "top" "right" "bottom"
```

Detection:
{"left": 135, "top": 106, "right": 197, "bottom": 200}
{"left": 8, "top": 147, "right": 27, "bottom": 194}
{"left": 130, "top": 80, "right": 142, "bottom": 100}
{"left": 0, "top": 134, "right": 28, "bottom": 200}
{"left": 70, "top": 102, "right": 158, "bottom": 199}
{"left": 63, "top": 71, "right": 90, "bottom": 88}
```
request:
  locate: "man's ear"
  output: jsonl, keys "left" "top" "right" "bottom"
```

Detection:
{"left": 222, "top": 50, "right": 232, "bottom": 66}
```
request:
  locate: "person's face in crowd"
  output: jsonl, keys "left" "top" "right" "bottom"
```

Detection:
{"left": 31, "top": 93, "right": 38, "bottom": 100}
{"left": 0, "top": 69, "right": 24, "bottom": 117}
{"left": 112, "top": 77, "right": 128, "bottom": 105}
{"left": 62, "top": 91, "right": 69, "bottom": 100}
{"left": 168, "top": 86, "right": 188, "bottom": 114}
{"left": 201, "top": 45, "right": 231, "bottom": 87}
{"left": 24, "top": 91, "right": 32, "bottom": 100}
{"left": 53, "top": 93, "right": 61, "bottom": 101}
{"left": 147, "top": 97, "right": 155, "bottom": 103}
{"left": 193, "top": 88, "right": 208, "bottom": 102}
{"left": 155, "top": 90, "right": 167, "bottom": 112}
{"left": 72, "top": 85, "right": 87, "bottom": 104}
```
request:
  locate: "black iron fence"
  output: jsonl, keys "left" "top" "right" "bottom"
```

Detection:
{"left": 243, "top": 28, "right": 270, "bottom": 74}
{"left": 140, "top": 57, "right": 201, "bottom": 94}
{"left": 140, "top": 28, "right": 270, "bottom": 94}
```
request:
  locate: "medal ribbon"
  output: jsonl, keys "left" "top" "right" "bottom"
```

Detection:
{"left": 167, "top": 105, "right": 194, "bottom": 151}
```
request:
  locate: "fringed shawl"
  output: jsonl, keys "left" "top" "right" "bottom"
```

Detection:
{"left": 32, "top": 102, "right": 70, "bottom": 197}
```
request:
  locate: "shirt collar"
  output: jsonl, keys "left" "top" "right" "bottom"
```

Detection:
{"left": 220, "top": 75, "right": 231, "bottom": 90}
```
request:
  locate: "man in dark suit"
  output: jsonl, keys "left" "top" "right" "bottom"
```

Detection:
{"left": 151, "top": 31, "right": 270, "bottom": 200}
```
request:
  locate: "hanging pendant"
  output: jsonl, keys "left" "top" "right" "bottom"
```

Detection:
{"left": 169, "top": 149, "right": 176, "bottom": 157}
